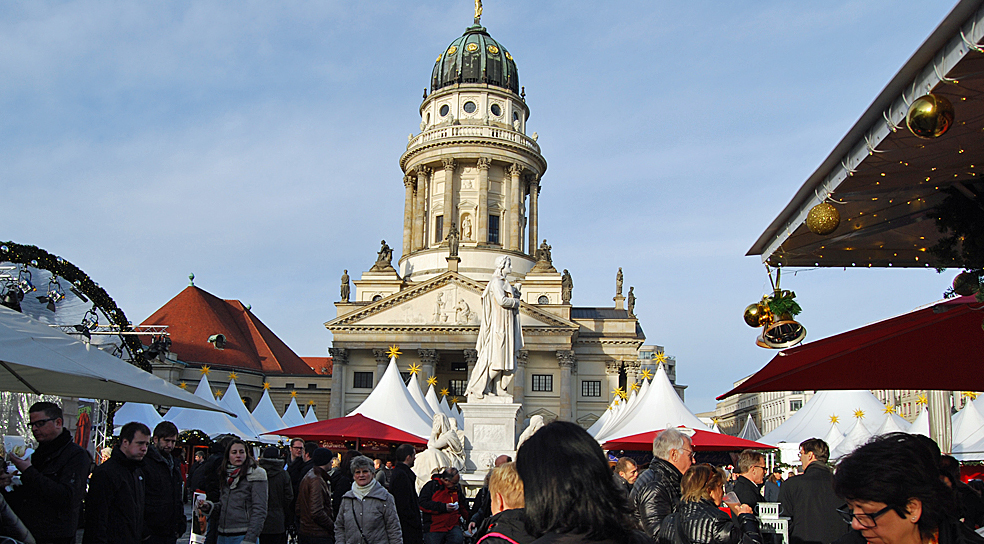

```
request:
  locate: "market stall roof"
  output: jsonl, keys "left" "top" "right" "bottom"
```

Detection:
{"left": 603, "top": 427, "right": 776, "bottom": 452}
{"left": 737, "top": 415, "right": 763, "bottom": 442}
{"left": 748, "top": 0, "right": 984, "bottom": 267}
{"left": 164, "top": 375, "right": 250, "bottom": 438}
{"left": 303, "top": 405, "right": 318, "bottom": 424}
{"left": 220, "top": 379, "right": 278, "bottom": 443}
{"left": 594, "top": 364, "right": 706, "bottom": 443}
{"left": 251, "top": 389, "right": 287, "bottom": 434}
{"left": 281, "top": 398, "right": 306, "bottom": 428}
{"left": 718, "top": 295, "right": 984, "bottom": 398}
{"left": 830, "top": 418, "right": 873, "bottom": 460}
{"left": 348, "top": 356, "right": 433, "bottom": 439}
{"left": 407, "top": 373, "right": 435, "bottom": 418}
{"left": 268, "top": 413, "right": 426, "bottom": 444}
{"left": 113, "top": 402, "right": 164, "bottom": 434}
{"left": 758, "top": 390, "right": 896, "bottom": 446}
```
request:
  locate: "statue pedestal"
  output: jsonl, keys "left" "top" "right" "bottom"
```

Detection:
{"left": 446, "top": 256, "right": 460, "bottom": 272}
{"left": 459, "top": 401, "right": 521, "bottom": 473}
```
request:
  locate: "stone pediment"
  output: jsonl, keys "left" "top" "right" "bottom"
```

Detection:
{"left": 326, "top": 271, "right": 578, "bottom": 331}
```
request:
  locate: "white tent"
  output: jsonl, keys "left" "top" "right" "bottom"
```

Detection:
{"left": 424, "top": 384, "right": 442, "bottom": 416}
{"left": 407, "top": 373, "right": 435, "bottom": 418}
{"left": 737, "top": 415, "right": 763, "bottom": 441}
{"left": 873, "top": 410, "right": 910, "bottom": 436}
{"left": 822, "top": 420, "right": 845, "bottom": 451}
{"left": 113, "top": 402, "right": 164, "bottom": 434}
{"left": 281, "top": 398, "right": 306, "bottom": 428}
{"left": 251, "top": 389, "right": 287, "bottom": 434}
{"left": 164, "top": 375, "right": 249, "bottom": 438}
{"left": 586, "top": 396, "right": 622, "bottom": 437}
{"left": 303, "top": 404, "right": 318, "bottom": 424}
{"left": 348, "top": 356, "right": 433, "bottom": 438}
{"left": 952, "top": 402, "right": 984, "bottom": 446}
{"left": 220, "top": 379, "right": 279, "bottom": 442}
{"left": 830, "top": 417, "right": 873, "bottom": 460}
{"left": 594, "top": 364, "right": 706, "bottom": 443}
{"left": 909, "top": 407, "right": 930, "bottom": 437}
{"left": 759, "top": 390, "right": 891, "bottom": 446}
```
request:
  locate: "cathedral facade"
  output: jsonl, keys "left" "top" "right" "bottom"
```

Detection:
{"left": 325, "top": 17, "right": 657, "bottom": 430}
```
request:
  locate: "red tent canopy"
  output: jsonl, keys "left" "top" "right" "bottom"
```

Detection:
{"left": 718, "top": 295, "right": 984, "bottom": 400}
{"left": 603, "top": 428, "right": 776, "bottom": 452}
{"left": 268, "top": 413, "right": 427, "bottom": 445}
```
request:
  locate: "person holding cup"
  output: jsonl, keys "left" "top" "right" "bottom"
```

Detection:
{"left": 419, "top": 468, "right": 468, "bottom": 544}
{"left": 656, "top": 464, "right": 763, "bottom": 544}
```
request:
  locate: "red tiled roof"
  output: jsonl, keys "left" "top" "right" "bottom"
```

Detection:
{"left": 301, "top": 357, "right": 332, "bottom": 376}
{"left": 141, "top": 286, "right": 315, "bottom": 375}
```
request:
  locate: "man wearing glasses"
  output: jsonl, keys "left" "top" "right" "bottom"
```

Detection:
{"left": 631, "top": 428, "right": 694, "bottom": 541}
{"left": 0, "top": 402, "right": 91, "bottom": 544}
{"left": 733, "top": 449, "right": 767, "bottom": 512}
{"left": 778, "top": 438, "right": 848, "bottom": 544}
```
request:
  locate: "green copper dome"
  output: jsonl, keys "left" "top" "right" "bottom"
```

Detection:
{"left": 431, "top": 25, "right": 519, "bottom": 95}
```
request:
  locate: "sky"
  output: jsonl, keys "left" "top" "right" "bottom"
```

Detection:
{"left": 0, "top": 0, "right": 961, "bottom": 414}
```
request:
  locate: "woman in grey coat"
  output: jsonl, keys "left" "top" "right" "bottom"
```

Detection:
{"left": 334, "top": 456, "right": 403, "bottom": 544}
{"left": 200, "top": 439, "right": 269, "bottom": 544}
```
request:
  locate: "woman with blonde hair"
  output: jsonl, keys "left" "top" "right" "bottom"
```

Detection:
{"left": 657, "top": 464, "right": 762, "bottom": 544}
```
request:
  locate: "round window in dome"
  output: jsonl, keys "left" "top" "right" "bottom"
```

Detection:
{"left": 488, "top": 45, "right": 499, "bottom": 55}
{"left": 463, "top": 101, "right": 477, "bottom": 114}
{"left": 466, "top": 43, "right": 479, "bottom": 53}
{"left": 447, "top": 46, "right": 458, "bottom": 56}
{"left": 538, "top": 295, "right": 550, "bottom": 305}
{"left": 440, "top": 105, "right": 450, "bottom": 117}
{"left": 490, "top": 104, "right": 502, "bottom": 117}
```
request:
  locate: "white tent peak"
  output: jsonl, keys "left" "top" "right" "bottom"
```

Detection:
{"left": 830, "top": 417, "right": 872, "bottom": 460}
{"left": 220, "top": 379, "right": 278, "bottom": 443}
{"left": 424, "top": 384, "right": 442, "bottom": 416}
{"left": 822, "top": 420, "right": 845, "bottom": 451}
{"left": 737, "top": 415, "right": 762, "bottom": 441}
{"left": 252, "top": 389, "right": 287, "bottom": 434}
{"left": 303, "top": 404, "right": 318, "bottom": 423}
{"left": 281, "top": 398, "right": 306, "bottom": 428}
{"left": 407, "top": 372, "right": 435, "bottom": 418}
{"left": 164, "top": 374, "right": 249, "bottom": 439}
{"left": 349, "top": 356, "right": 433, "bottom": 438}
{"left": 759, "top": 391, "right": 892, "bottom": 446}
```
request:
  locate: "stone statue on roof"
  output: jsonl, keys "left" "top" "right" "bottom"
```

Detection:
{"left": 615, "top": 267, "right": 623, "bottom": 296}
{"left": 627, "top": 286, "right": 636, "bottom": 316}
{"left": 340, "top": 270, "right": 350, "bottom": 302}
{"left": 561, "top": 269, "right": 573, "bottom": 304}
{"left": 370, "top": 240, "right": 394, "bottom": 272}
{"left": 446, "top": 222, "right": 459, "bottom": 257}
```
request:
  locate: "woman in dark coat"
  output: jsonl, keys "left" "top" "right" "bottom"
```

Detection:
{"left": 258, "top": 447, "right": 293, "bottom": 544}
{"left": 657, "top": 464, "right": 762, "bottom": 544}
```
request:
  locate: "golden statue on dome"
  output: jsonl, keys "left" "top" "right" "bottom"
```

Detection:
{"left": 474, "top": 0, "right": 482, "bottom": 24}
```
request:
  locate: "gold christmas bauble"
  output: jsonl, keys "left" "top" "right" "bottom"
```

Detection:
{"left": 953, "top": 271, "right": 980, "bottom": 296}
{"left": 806, "top": 202, "right": 840, "bottom": 235}
{"left": 743, "top": 303, "right": 772, "bottom": 328}
{"left": 906, "top": 94, "right": 954, "bottom": 139}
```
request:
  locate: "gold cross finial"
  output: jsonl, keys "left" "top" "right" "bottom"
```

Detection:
{"left": 426, "top": 376, "right": 438, "bottom": 386}
{"left": 387, "top": 346, "right": 402, "bottom": 359}
{"left": 263, "top": 382, "right": 271, "bottom": 390}
{"left": 408, "top": 363, "right": 421, "bottom": 375}
{"left": 290, "top": 390, "right": 298, "bottom": 398}
{"left": 228, "top": 371, "right": 238, "bottom": 381}
{"left": 200, "top": 365, "right": 211, "bottom": 375}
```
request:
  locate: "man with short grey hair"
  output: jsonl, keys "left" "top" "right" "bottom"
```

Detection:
{"left": 630, "top": 428, "right": 694, "bottom": 541}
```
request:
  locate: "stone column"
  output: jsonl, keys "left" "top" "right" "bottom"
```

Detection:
{"left": 372, "top": 348, "right": 388, "bottom": 387}
{"left": 328, "top": 347, "right": 348, "bottom": 418}
{"left": 556, "top": 350, "right": 576, "bottom": 422}
{"left": 928, "top": 390, "right": 953, "bottom": 453}
{"left": 419, "top": 349, "right": 438, "bottom": 383}
{"left": 414, "top": 166, "right": 431, "bottom": 251}
{"left": 605, "top": 360, "right": 620, "bottom": 402}
{"left": 528, "top": 178, "right": 539, "bottom": 256}
{"left": 626, "top": 360, "right": 641, "bottom": 387}
{"left": 477, "top": 158, "right": 491, "bottom": 244}
{"left": 514, "top": 350, "right": 528, "bottom": 408}
{"left": 403, "top": 174, "right": 415, "bottom": 255}
{"left": 442, "top": 158, "right": 456, "bottom": 241}
{"left": 508, "top": 163, "right": 522, "bottom": 251}
{"left": 463, "top": 349, "right": 478, "bottom": 381}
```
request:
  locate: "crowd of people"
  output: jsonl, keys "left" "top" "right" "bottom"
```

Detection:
{"left": 3, "top": 402, "right": 984, "bottom": 544}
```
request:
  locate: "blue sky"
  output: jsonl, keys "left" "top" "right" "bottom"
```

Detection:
{"left": 0, "top": 1, "right": 959, "bottom": 414}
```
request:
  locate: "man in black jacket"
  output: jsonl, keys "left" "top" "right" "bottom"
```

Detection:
{"left": 390, "top": 444, "right": 423, "bottom": 544}
{"left": 143, "top": 422, "right": 186, "bottom": 544}
{"left": 0, "top": 401, "right": 91, "bottom": 544}
{"left": 778, "top": 439, "right": 849, "bottom": 544}
{"left": 630, "top": 428, "right": 694, "bottom": 541}
{"left": 733, "top": 449, "right": 767, "bottom": 512}
{"left": 83, "top": 422, "right": 151, "bottom": 544}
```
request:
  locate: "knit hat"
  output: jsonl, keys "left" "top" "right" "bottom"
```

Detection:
{"left": 262, "top": 446, "right": 281, "bottom": 459}
{"left": 312, "top": 447, "right": 333, "bottom": 467}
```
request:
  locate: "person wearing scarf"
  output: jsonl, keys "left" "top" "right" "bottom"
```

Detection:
{"left": 335, "top": 455, "right": 402, "bottom": 544}
{"left": 199, "top": 439, "right": 268, "bottom": 544}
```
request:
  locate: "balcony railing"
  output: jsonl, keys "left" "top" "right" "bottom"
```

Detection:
{"left": 406, "top": 124, "right": 541, "bottom": 154}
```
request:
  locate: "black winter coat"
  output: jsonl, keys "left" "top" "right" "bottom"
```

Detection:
{"left": 732, "top": 477, "right": 765, "bottom": 512}
{"left": 329, "top": 469, "right": 354, "bottom": 521}
{"left": 474, "top": 508, "right": 535, "bottom": 544}
{"left": 657, "top": 500, "right": 763, "bottom": 544}
{"left": 630, "top": 458, "right": 683, "bottom": 541}
{"left": 531, "top": 529, "right": 651, "bottom": 544}
{"left": 3, "top": 428, "right": 90, "bottom": 541}
{"left": 390, "top": 463, "right": 423, "bottom": 544}
{"left": 776, "top": 463, "right": 848, "bottom": 544}
{"left": 193, "top": 452, "right": 225, "bottom": 502}
{"left": 143, "top": 444, "right": 185, "bottom": 539}
{"left": 258, "top": 458, "right": 293, "bottom": 535}
{"left": 83, "top": 447, "right": 146, "bottom": 544}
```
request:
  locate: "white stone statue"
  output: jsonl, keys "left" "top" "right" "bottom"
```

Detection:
{"left": 465, "top": 255, "right": 524, "bottom": 399}
{"left": 413, "top": 413, "right": 465, "bottom": 491}
{"left": 517, "top": 414, "right": 544, "bottom": 449}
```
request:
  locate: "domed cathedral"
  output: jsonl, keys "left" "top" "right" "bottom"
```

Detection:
{"left": 325, "top": 8, "right": 659, "bottom": 430}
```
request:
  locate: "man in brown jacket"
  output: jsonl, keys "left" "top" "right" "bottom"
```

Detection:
{"left": 296, "top": 449, "right": 334, "bottom": 544}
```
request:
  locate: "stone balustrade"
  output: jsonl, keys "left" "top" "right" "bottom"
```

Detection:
{"left": 407, "top": 124, "right": 540, "bottom": 154}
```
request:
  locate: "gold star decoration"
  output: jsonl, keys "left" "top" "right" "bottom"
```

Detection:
{"left": 654, "top": 352, "right": 668, "bottom": 365}
{"left": 854, "top": 409, "right": 865, "bottom": 419}
{"left": 607, "top": 405, "right": 613, "bottom": 411}
{"left": 290, "top": 390, "right": 298, "bottom": 398}
{"left": 386, "top": 345, "right": 402, "bottom": 359}
{"left": 228, "top": 371, "right": 238, "bottom": 381}
{"left": 199, "top": 365, "right": 211, "bottom": 375}
{"left": 916, "top": 394, "right": 928, "bottom": 405}
{"left": 408, "top": 363, "right": 421, "bottom": 375}
{"left": 640, "top": 368, "right": 653, "bottom": 381}
{"left": 263, "top": 382, "right": 271, "bottom": 390}
{"left": 883, "top": 404, "right": 897, "bottom": 414}
{"left": 630, "top": 382, "right": 641, "bottom": 392}
{"left": 613, "top": 399, "right": 620, "bottom": 406}
{"left": 426, "top": 376, "right": 438, "bottom": 386}
{"left": 307, "top": 399, "right": 315, "bottom": 405}
{"left": 179, "top": 382, "right": 188, "bottom": 389}
{"left": 215, "top": 389, "right": 223, "bottom": 399}
{"left": 964, "top": 391, "right": 979, "bottom": 400}
{"left": 711, "top": 417, "right": 720, "bottom": 425}
{"left": 829, "top": 415, "right": 839, "bottom": 424}
{"left": 450, "top": 396, "right": 459, "bottom": 405}
{"left": 612, "top": 386, "right": 625, "bottom": 400}
{"left": 439, "top": 387, "right": 450, "bottom": 397}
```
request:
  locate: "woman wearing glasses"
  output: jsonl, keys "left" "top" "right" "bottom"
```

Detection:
{"left": 833, "top": 433, "right": 982, "bottom": 544}
{"left": 656, "top": 464, "right": 763, "bottom": 544}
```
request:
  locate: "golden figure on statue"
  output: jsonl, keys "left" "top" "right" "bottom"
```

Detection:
{"left": 475, "top": 0, "right": 482, "bottom": 23}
